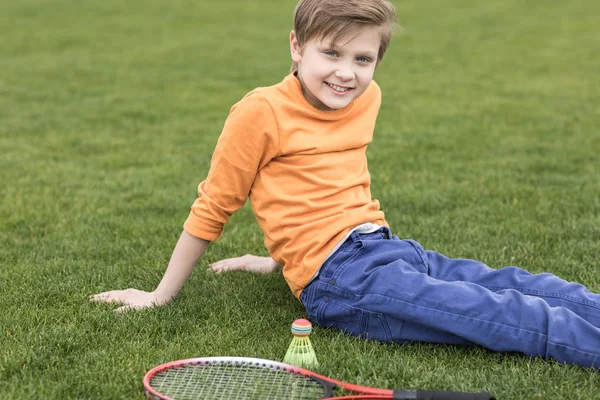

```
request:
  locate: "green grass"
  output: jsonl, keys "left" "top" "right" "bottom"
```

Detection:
{"left": 1, "top": 0, "right": 599, "bottom": 398}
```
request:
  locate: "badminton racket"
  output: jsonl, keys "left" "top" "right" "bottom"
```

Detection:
{"left": 143, "top": 356, "right": 495, "bottom": 400}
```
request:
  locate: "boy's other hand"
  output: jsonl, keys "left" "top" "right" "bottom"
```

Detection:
{"left": 89, "top": 289, "right": 165, "bottom": 312}
{"left": 208, "top": 255, "right": 281, "bottom": 274}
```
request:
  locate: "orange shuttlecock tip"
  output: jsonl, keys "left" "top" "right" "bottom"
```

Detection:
{"left": 291, "top": 319, "right": 312, "bottom": 336}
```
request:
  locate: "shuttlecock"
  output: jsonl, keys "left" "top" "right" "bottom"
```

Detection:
{"left": 283, "top": 318, "right": 319, "bottom": 368}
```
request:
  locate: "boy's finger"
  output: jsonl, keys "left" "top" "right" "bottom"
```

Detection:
{"left": 207, "top": 265, "right": 222, "bottom": 273}
{"left": 90, "top": 292, "right": 128, "bottom": 304}
{"left": 89, "top": 292, "right": 113, "bottom": 301}
{"left": 89, "top": 291, "right": 110, "bottom": 299}
{"left": 92, "top": 289, "right": 126, "bottom": 298}
{"left": 115, "top": 305, "right": 135, "bottom": 313}
{"left": 207, "top": 263, "right": 248, "bottom": 274}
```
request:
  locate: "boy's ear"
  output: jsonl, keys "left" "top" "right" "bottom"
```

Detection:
{"left": 290, "top": 30, "right": 303, "bottom": 62}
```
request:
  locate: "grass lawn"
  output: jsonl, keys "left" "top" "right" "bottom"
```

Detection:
{"left": 1, "top": 0, "right": 599, "bottom": 398}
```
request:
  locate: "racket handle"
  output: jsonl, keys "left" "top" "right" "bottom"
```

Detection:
{"left": 393, "top": 389, "right": 495, "bottom": 400}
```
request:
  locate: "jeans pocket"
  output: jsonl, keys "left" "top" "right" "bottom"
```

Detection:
{"left": 317, "top": 298, "right": 393, "bottom": 342}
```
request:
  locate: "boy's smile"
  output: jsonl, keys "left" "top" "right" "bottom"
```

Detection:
{"left": 290, "top": 25, "right": 380, "bottom": 111}
{"left": 325, "top": 82, "right": 353, "bottom": 95}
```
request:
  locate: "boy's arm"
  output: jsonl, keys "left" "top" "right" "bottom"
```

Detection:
{"left": 91, "top": 94, "right": 278, "bottom": 312}
{"left": 90, "top": 231, "right": 209, "bottom": 312}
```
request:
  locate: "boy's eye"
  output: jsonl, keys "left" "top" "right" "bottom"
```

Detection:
{"left": 324, "top": 50, "right": 338, "bottom": 57}
{"left": 357, "top": 56, "right": 372, "bottom": 63}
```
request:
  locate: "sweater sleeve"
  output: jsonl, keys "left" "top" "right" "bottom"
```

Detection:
{"left": 183, "top": 93, "right": 279, "bottom": 241}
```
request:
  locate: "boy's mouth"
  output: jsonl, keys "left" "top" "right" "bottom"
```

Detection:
{"left": 325, "top": 82, "right": 353, "bottom": 94}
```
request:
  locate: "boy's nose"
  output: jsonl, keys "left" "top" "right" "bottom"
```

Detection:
{"left": 335, "top": 66, "right": 355, "bottom": 81}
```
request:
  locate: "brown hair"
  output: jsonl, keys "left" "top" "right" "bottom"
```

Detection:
{"left": 291, "top": 0, "right": 398, "bottom": 72}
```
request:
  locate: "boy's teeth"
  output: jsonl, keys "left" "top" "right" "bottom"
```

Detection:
{"left": 327, "top": 83, "right": 349, "bottom": 92}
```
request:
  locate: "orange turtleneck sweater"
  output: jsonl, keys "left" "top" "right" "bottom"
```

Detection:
{"left": 184, "top": 73, "right": 388, "bottom": 298}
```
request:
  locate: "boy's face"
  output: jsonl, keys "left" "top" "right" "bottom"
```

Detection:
{"left": 290, "top": 25, "right": 380, "bottom": 111}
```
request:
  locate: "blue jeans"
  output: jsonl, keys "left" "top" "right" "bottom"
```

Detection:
{"left": 300, "top": 227, "right": 600, "bottom": 369}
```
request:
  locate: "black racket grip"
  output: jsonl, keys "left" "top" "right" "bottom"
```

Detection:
{"left": 393, "top": 389, "right": 495, "bottom": 400}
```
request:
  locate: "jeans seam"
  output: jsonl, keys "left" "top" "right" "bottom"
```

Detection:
{"left": 482, "top": 286, "right": 600, "bottom": 309}
{"left": 374, "top": 311, "right": 393, "bottom": 341}
{"left": 405, "top": 239, "right": 430, "bottom": 273}
{"left": 547, "top": 340, "right": 600, "bottom": 359}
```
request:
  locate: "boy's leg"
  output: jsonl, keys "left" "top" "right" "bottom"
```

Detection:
{"left": 422, "top": 248, "right": 600, "bottom": 327}
{"left": 302, "top": 231, "right": 600, "bottom": 369}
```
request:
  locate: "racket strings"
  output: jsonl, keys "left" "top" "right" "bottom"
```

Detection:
{"left": 149, "top": 360, "right": 327, "bottom": 399}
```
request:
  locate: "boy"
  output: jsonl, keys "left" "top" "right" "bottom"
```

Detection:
{"left": 91, "top": 0, "right": 600, "bottom": 369}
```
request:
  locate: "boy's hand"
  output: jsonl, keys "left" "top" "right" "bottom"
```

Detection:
{"left": 208, "top": 255, "right": 281, "bottom": 274}
{"left": 89, "top": 289, "right": 165, "bottom": 312}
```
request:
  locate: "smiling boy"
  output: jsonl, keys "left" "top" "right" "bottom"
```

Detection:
{"left": 92, "top": 0, "right": 395, "bottom": 306}
{"left": 92, "top": 0, "right": 600, "bottom": 370}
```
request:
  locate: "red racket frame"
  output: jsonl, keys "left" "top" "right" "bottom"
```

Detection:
{"left": 143, "top": 356, "right": 394, "bottom": 400}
